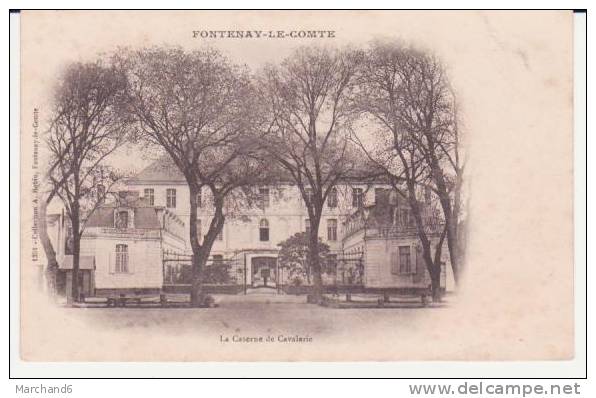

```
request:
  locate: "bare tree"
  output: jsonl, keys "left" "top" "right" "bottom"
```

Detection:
{"left": 46, "top": 61, "right": 129, "bottom": 302}
{"left": 258, "top": 46, "right": 361, "bottom": 303}
{"left": 38, "top": 187, "right": 60, "bottom": 296}
{"left": 354, "top": 42, "right": 455, "bottom": 301}
{"left": 372, "top": 43, "right": 464, "bottom": 284}
{"left": 444, "top": 92, "right": 466, "bottom": 281}
{"left": 122, "top": 47, "right": 273, "bottom": 307}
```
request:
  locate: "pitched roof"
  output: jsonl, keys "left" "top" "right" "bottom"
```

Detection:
{"left": 128, "top": 157, "right": 185, "bottom": 184}
{"left": 84, "top": 207, "right": 163, "bottom": 229}
{"left": 127, "top": 155, "right": 388, "bottom": 186}
{"left": 85, "top": 192, "right": 163, "bottom": 229}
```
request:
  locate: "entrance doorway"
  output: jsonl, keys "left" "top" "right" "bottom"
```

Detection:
{"left": 251, "top": 257, "right": 277, "bottom": 288}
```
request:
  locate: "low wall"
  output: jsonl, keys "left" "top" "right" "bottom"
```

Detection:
{"left": 94, "top": 287, "right": 161, "bottom": 297}
{"left": 281, "top": 285, "right": 441, "bottom": 296}
{"left": 162, "top": 284, "right": 244, "bottom": 295}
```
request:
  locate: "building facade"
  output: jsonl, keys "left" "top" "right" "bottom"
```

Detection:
{"left": 45, "top": 157, "right": 452, "bottom": 296}
{"left": 46, "top": 191, "right": 187, "bottom": 298}
{"left": 80, "top": 191, "right": 186, "bottom": 296}
{"left": 126, "top": 157, "right": 452, "bottom": 291}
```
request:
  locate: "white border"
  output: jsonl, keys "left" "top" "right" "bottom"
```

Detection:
{"left": 7, "top": 9, "right": 588, "bottom": 380}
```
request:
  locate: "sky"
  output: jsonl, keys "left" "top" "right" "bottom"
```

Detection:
{"left": 22, "top": 10, "right": 573, "bottom": 215}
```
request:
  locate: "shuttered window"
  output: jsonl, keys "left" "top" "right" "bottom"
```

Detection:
{"left": 399, "top": 246, "right": 411, "bottom": 274}
{"left": 115, "top": 244, "right": 129, "bottom": 273}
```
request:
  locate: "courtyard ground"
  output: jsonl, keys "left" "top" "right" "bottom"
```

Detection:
{"left": 66, "top": 290, "right": 449, "bottom": 338}
{"left": 25, "top": 289, "right": 461, "bottom": 361}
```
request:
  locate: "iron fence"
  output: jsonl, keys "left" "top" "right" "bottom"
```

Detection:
{"left": 162, "top": 250, "right": 243, "bottom": 285}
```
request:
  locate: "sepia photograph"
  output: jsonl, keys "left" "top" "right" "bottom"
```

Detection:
{"left": 13, "top": 9, "right": 583, "bottom": 375}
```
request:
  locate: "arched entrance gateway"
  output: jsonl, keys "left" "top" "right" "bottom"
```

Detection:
{"left": 250, "top": 257, "right": 277, "bottom": 288}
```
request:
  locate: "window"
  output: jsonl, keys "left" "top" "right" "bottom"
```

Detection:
{"left": 144, "top": 188, "right": 154, "bottom": 206}
{"left": 196, "top": 190, "right": 202, "bottom": 208}
{"left": 327, "top": 219, "right": 337, "bottom": 241}
{"left": 304, "top": 188, "right": 313, "bottom": 205}
{"left": 327, "top": 188, "right": 337, "bottom": 208}
{"left": 259, "top": 188, "right": 270, "bottom": 209}
{"left": 352, "top": 188, "right": 363, "bottom": 207}
{"left": 115, "top": 211, "right": 128, "bottom": 229}
{"left": 400, "top": 209, "right": 413, "bottom": 226}
{"left": 213, "top": 254, "right": 223, "bottom": 265}
{"left": 217, "top": 224, "right": 224, "bottom": 241}
{"left": 115, "top": 244, "right": 129, "bottom": 273}
{"left": 259, "top": 218, "right": 269, "bottom": 241}
{"left": 305, "top": 218, "right": 311, "bottom": 236}
{"left": 326, "top": 254, "right": 338, "bottom": 272}
{"left": 424, "top": 186, "right": 432, "bottom": 204}
{"left": 399, "top": 246, "right": 411, "bottom": 274}
{"left": 166, "top": 188, "right": 176, "bottom": 208}
{"left": 97, "top": 184, "right": 106, "bottom": 203}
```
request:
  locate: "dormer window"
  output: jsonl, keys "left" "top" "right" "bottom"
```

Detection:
{"left": 424, "top": 186, "right": 432, "bottom": 204}
{"left": 327, "top": 188, "right": 337, "bottom": 208}
{"left": 115, "top": 210, "right": 129, "bottom": 229}
{"left": 352, "top": 188, "right": 363, "bottom": 207}
{"left": 259, "top": 218, "right": 270, "bottom": 241}
{"left": 97, "top": 184, "right": 105, "bottom": 203}
{"left": 304, "top": 188, "right": 313, "bottom": 205}
{"left": 259, "top": 188, "right": 270, "bottom": 209}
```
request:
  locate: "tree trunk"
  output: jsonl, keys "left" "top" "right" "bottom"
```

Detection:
{"left": 445, "top": 215, "right": 459, "bottom": 284}
{"left": 436, "top": 187, "right": 459, "bottom": 285}
{"left": 305, "top": 264, "right": 311, "bottom": 285}
{"left": 407, "top": 183, "right": 442, "bottom": 302}
{"left": 188, "top": 186, "right": 224, "bottom": 307}
{"left": 309, "top": 216, "right": 323, "bottom": 303}
{"left": 70, "top": 209, "right": 80, "bottom": 303}
{"left": 432, "top": 160, "right": 461, "bottom": 286}
{"left": 429, "top": 267, "right": 442, "bottom": 302}
{"left": 419, "top": 237, "right": 442, "bottom": 302}
{"left": 38, "top": 196, "right": 59, "bottom": 297}
{"left": 190, "top": 251, "right": 208, "bottom": 307}
{"left": 452, "top": 170, "right": 464, "bottom": 277}
{"left": 188, "top": 185, "right": 204, "bottom": 307}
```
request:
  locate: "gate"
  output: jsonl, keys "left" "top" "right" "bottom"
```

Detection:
{"left": 162, "top": 250, "right": 244, "bottom": 294}
{"left": 333, "top": 250, "right": 365, "bottom": 287}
